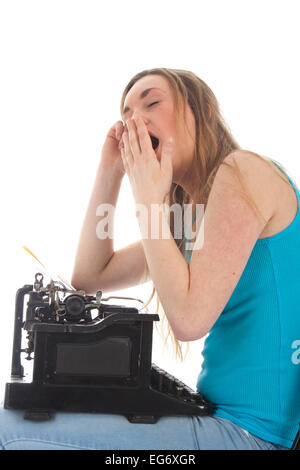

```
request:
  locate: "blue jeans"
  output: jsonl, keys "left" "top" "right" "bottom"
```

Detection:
{"left": 0, "top": 405, "right": 289, "bottom": 450}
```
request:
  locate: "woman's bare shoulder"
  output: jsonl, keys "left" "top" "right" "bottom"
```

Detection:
{"left": 214, "top": 150, "right": 277, "bottom": 228}
{"left": 221, "top": 150, "right": 297, "bottom": 239}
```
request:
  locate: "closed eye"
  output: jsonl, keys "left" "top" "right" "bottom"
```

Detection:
{"left": 148, "top": 101, "right": 159, "bottom": 108}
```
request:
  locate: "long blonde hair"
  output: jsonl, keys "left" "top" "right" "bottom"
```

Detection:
{"left": 120, "top": 67, "right": 290, "bottom": 361}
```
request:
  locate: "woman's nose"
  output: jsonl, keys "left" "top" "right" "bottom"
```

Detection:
{"left": 131, "top": 112, "right": 149, "bottom": 124}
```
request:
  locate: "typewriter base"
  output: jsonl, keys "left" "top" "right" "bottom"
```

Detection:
{"left": 4, "top": 380, "right": 209, "bottom": 424}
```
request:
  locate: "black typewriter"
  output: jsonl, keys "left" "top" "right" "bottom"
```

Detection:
{"left": 4, "top": 273, "right": 215, "bottom": 423}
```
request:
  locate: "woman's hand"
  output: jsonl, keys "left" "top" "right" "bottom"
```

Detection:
{"left": 120, "top": 116, "right": 173, "bottom": 206}
{"left": 100, "top": 120, "right": 126, "bottom": 177}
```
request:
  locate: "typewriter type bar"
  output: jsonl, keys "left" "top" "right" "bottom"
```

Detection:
{"left": 4, "top": 274, "right": 215, "bottom": 423}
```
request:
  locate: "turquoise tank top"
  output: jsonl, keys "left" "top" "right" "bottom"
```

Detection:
{"left": 185, "top": 160, "right": 300, "bottom": 448}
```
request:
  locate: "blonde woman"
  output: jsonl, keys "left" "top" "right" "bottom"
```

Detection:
{"left": 1, "top": 68, "right": 297, "bottom": 450}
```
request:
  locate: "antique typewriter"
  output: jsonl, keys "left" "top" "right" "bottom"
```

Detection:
{"left": 4, "top": 273, "right": 215, "bottom": 423}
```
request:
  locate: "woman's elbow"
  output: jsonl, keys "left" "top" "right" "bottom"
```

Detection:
{"left": 71, "top": 275, "right": 95, "bottom": 295}
{"left": 172, "top": 324, "right": 207, "bottom": 342}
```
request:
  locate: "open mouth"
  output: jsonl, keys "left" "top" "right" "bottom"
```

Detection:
{"left": 150, "top": 135, "right": 160, "bottom": 152}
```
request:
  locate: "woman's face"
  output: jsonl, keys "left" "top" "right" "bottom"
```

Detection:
{"left": 121, "top": 74, "right": 196, "bottom": 180}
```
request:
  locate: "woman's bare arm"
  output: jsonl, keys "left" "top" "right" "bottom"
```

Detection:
{"left": 71, "top": 160, "right": 150, "bottom": 294}
{"left": 72, "top": 240, "right": 150, "bottom": 294}
{"left": 71, "top": 159, "right": 122, "bottom": 288}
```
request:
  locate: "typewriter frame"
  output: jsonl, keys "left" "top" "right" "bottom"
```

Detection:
{"left": 4, "top": 276, "right": 215, "bottom": 424}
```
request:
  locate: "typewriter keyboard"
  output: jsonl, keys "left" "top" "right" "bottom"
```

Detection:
{"left": 151, "top": 363, "right": 209, "bottom": 407}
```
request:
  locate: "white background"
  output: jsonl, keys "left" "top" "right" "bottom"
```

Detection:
{"left": 0, "top": 0, "right": 299, "bottom": 398}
